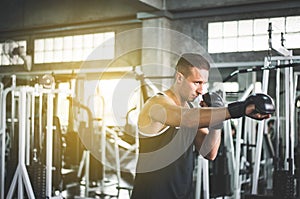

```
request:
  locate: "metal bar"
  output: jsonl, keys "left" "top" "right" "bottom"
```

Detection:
{"left": 234, "top": 118, "right": 243, "bottom": 199}
{"left": 251, "top": 60, "right": 270, "bottom": 194}
{"left": 0, "top": 83, "right": 3, "bottom": 199}
{"left": 11, "top": 75, "right": 16, "bottom": 151}
{"left": 284, "top": 66, "right": 290, "bottom": 170}
{"left": 31, "top": 91, "right": 35, "bottom": 161}
{"left": 275, "top": 66, "right": 281, "bottom": 170}
{"left": 85, "top": 151, "right": 90, "bottom": 195}
{"left": 234, "top": 83, "right": 255, "bottom": 198}
{"left": 26, "top": 92, "right": 31, "bottom": 166}
{"left": 289, "top": 65, "right": 295, "bottom": 174}
{"left": 100, "top": 96, "right": 107, "bottom": 193}
{"left": 45, "top": 92, "right": 54, "bottom": 198}
{"left": 114, "top": 133, "right": 121, "bottom": 187}
{"left": 7, "top": 87, "right": 35, "bottom": 199}
{"left": 19, "top": 88, "right": 35, "bottom": 198}
{"left": 202, "top": 159, "right": 209, "bottom": 199}
{"left": 39, "top": 93, "right": 43, "bottom": 152}
{"left": 1, "top": 87, "right": 13, "bottom": 198}
{"left": 195, "top": 156, "right": 203, "bottom": 199}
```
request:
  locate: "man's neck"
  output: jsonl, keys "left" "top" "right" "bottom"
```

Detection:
{"left": 165, "top": 87, "right": 186, "bottom": 107}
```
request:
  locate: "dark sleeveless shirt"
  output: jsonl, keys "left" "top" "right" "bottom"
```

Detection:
{"left": 131, "top": 96, "right": 196, "bottom": 199}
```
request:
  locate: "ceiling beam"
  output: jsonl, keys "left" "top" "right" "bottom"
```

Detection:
{"left": 172, "top": 0, "right": 300, "bottom": 19}
{"left": 137, "top": 0, "right": 300, "bottom": 20}
{"left": 139, "top": 0, "right": 165, "bottom": 10}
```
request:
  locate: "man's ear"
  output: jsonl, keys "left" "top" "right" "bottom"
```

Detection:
{"left": 176, "top": 72, "right": 184, "bottom": 82}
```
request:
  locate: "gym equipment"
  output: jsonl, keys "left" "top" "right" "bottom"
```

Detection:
{"left": 6, "top": 87, "right": 35, "bottom": 198}
{"left": 221, "top": 22, "right": 300, "bottom": 198}
{"left": 209, "top": 143, "right": 233, "bottom": 198}
{"left": 0, "top": 78, "right": 73, "bottom": 198}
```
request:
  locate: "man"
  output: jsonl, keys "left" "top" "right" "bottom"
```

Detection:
{"left": 131, "top": 53, "right": 274, "bottom": 199}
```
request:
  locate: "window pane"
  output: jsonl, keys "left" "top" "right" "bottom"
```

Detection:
{"left": 286, "top": 16, "right": 300, "bottom": 33}
{"left": 208, "top": 22, "right": 223, "bottom": 38}
{"left": 223, "top": 37, "right": 237, "bottom": 52}
{"left": 73, "top": 35, "right": 83, "bottom": 49}
{"left": 54, "top": 37, "right": 63, "bottom": 50}
{"left": 253, "top": 35, "right": 268, "bottom": 51}
{"left": 238, "top": 36, "right": 253, "bottom": 51}
{"left": 272, "top": 33, "right": 282, "bottom": 47}
{"left": 285, "top": 33, "right": 300, "bottom": 49}
{"left": 33, "top": 32, "right": 115, "bottom": 63}
{"left": 73, "top": 49, "right": 82, "bottom": 61}
{"left": 63, "top": 50, "right": 72, "bottom": 62}
{"left": 53, "top": 51, "right": 63, "bottom": 62}
{"left": 104, "top": 32, "right": 115, "bottom": 40}
{"left": 44, "top": 51, "right": 53, "bottom": 63}
{"left": 83, "top": 48, "right": 93, "bottom": 60}
{"left": 224, "top": 21, "right": 238, "bottom": 37}
{"left": 254, "top": 19, "right": 269, "bottom": 35}
{"left": 35, "top": 39, "right": 44, "bottom": 51}
{"left": 83, "top": 34, "right": 93, "bottom": 48}
{"left": 94, "top": 33, "right": 104, "bottom": 47}
{"left": 270, "top": 17, "right": 285, "bottom": 33}
{"left": 208, "top": 38, "right": 223, "bottom": 53}
{"left": 239, "top": 20, "right": 253, "bottom": 36}
{"left": 102, "top": 46, "right": 115, "bottom": 59}
{"left": 2, "top": 56, "right": 10, "bottom": 65}
{"left": 45, "top": 38, "right": 54, "bottom": 51}
{"left": 0, "top": 40, "right": 26, "bottom": 66}
{"left": 34, "top": 52, "right": 44, "bottom": 63}
{"left": 63, "top": 36, "right": 73, "bottom": 50}
{"left": 208, "top": 16, "right": 300, "bottom": 53}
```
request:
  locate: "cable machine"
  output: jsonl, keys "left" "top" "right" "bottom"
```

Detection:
{"left": 220, "top": 22, "right": 300, "bottom": 199}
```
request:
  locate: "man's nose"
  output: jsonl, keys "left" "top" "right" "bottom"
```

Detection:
{"left": 196, "top": 85, "right": 203, "bottom": 95}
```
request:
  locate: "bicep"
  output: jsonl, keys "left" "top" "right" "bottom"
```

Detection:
{"left": 139, "top": 97, "right": 183, "bottom": 128}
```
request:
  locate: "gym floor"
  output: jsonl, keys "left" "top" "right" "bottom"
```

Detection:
{"left": 60, "top": 171, "right": 133, "bottom": 199}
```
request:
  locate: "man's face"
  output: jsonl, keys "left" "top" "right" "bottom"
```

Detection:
{"left": 179, "top": 67, "right": 208, "bottom": 102}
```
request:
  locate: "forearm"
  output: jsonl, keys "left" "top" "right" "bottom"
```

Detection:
{"left": 181, "top": 107, "right": 230, "bottom": 129}
{"left": 195, "top": 128, "right": 222, "bottom": 160}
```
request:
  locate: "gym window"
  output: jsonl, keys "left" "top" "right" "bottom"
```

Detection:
{"left": 208, "top": 16, "right": 300, "bottom": 53}
{"left": 0, "top": 40, "right": 27, "bottom": 66}
{"left": 34, "top": 32, "right": 115, "bottom": 63}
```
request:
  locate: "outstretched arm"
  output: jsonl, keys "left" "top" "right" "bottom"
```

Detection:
{"left": 138, "top": 95, "right": 230, "bottom": 135}
{"left": 138, "top": 93, "right": 274, "bottom": 135}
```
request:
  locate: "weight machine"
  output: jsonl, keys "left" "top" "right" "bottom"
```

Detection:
{"left": 0, "top": 75, "right": 73, "bottom": 198}
{"left": 71, "top": 71, "right": 144, "bottom": 198}
{"left": 221, "top": 22, "right": 300, "bottom": 198}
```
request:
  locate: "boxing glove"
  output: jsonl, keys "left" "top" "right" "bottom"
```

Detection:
{"left": 228, "top": 93, "right": 275, "bottom": 119}
{"left": 202, "top": 92, "right": 224, "bottom": 129}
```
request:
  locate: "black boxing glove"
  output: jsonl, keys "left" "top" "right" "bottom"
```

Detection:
{"left": 202, "top": 92, "right": 224, "bottom": 129}
{"left": 228, "top": 93, "right": 275, "bottom": 119}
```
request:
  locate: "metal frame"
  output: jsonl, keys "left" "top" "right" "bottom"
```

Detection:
{"left": 251, "top": 55, "right": 300, "bottom": 195}
{"left": 0, "top": 83, "right": 73, "bottom": 199}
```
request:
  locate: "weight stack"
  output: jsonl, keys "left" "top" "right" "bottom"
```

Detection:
{"left": 27, "top": 163, "right": 46, "bottom": 198}
{"left": 273, "top": 170, "right": 295, "bottom": 199}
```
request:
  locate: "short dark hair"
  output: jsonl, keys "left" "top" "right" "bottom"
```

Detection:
{"left": 175, "top": 53, "right": 210, "bottom": 77}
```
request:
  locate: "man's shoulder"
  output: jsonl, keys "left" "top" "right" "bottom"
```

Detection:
{"left": 147, "top": 92, "right": 173, "bottom": 104}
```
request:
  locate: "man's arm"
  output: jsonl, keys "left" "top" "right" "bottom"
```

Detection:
{"left": 138, "top": 95, "right": 230, "bottom": 135}
{"left": 138, "top": 93, "right": 274, "bottom": 135}
{"left": 194, "top": 128, "right": 221, "bottom": 160}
